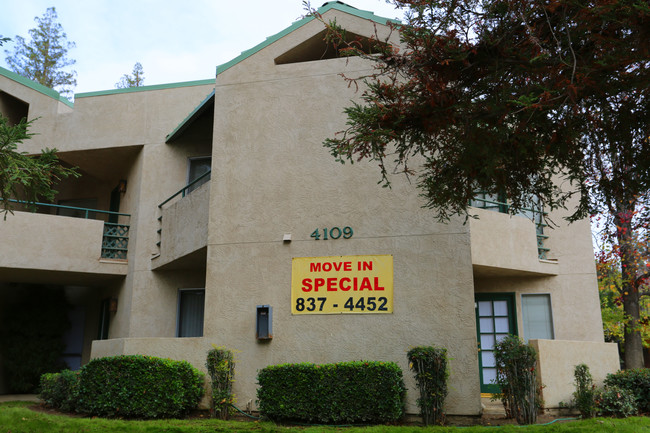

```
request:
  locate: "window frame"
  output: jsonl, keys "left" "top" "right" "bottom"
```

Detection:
{"left": 176, "top": 288, "right": 205, "bottom": 338}
{"left": 97, "top": 298, "right": 111, "bottom": 340}
{"left": 520, "top": 293, "right": 555, "bottom": 342}
{"left": 186, "top": 156, "right": 211, "bottom": 193}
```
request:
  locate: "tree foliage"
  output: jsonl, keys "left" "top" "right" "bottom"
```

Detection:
{"left": 0, "top": 115, "right": 78, "bottom": 215}
{"left": 115, "top": 62, "right": 145, "bottom": 88}
{"left": 597, "top": 237, "right": 650, "bottom": 355}
{"left": 4, "top": 7, "right": 77, "bottom": 98}
{"left": 313, "top": 0, "right": 649, "bottom": 367}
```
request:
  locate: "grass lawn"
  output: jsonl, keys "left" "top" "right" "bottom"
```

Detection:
{"left": 1, "top": 401, "right": 649, "bottom": 433}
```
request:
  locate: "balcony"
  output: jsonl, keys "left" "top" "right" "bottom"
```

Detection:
{"left": 152, "top": 171, "right": 209, "bottom": 270}
{"left": 0, "top": 200, "right": 130, "bottom": 281}
{"left": 469, "top": 196, "right": 558, "bottom": 277}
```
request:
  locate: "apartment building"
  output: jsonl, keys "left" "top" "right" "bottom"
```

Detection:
{"left": 0, "top": 2, "right": 618, "bottom": 415}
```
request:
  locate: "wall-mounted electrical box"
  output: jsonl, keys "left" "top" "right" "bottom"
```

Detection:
{"left": 256, "top": 305, "right": 272, "bottom": 340}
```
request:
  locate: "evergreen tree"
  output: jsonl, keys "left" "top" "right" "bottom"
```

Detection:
{"left": 0, "top": 116, "right": 78, "bottom": 215}
{"left": 4, "top": 7, "right": 77, "bottom": 98}
{"left": 115, "top": 62, "right": 145, "bottom": 88}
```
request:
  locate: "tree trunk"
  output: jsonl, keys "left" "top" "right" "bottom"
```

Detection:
{"left": 617, "top": 214, "right": 645, "bottom": 369}
{"left": 623, "top": 293, "right": 645, "bottom": 369}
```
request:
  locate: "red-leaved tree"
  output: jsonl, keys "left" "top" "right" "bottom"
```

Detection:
{"left": 312, "top": 0, "right": 649, "bottom": 367}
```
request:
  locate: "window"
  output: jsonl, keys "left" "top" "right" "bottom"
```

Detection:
{"left": 521, "top": 294, "right": 554, "bottom": 341}
{"left": 470, "top": 191, "right": 508, "bottom": 213}
{"left": 97, "top": 298, "right": 111, "bottom": 340}
{"left": 0, "top": 91, "right": 29, "bottom": 126}
{"left": 187, "top": 157, "right": 211, "bottom": 193}
{"left": 177, "top": 289, "right": 205, "bottom": 337}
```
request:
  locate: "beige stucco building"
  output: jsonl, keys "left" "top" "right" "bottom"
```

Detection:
{"left": 0, "top": 2, "right": 619, "bottom": 416}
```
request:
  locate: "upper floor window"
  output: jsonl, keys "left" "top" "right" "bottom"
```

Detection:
{"left": 0, "top": 91, "right": 29, "bottom": 126}
{"left": 187, "top": 156, "right": 211, "bottom": 193}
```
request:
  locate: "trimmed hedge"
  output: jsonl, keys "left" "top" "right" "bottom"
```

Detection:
{"left": 75, "top": 355, "right": 204, "bottom": 418}
{"left": 604, "top": 368, "right": 650, "bottom": 414}
{"left": 40, "top": 369, "right": 79, "bottom": 413}
{"left": 257, "top": 361, "right": 405, "bottom": 424}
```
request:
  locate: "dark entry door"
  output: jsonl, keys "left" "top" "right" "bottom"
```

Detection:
{"left": 475, "top": 293, "right": 517, "bottom": 393}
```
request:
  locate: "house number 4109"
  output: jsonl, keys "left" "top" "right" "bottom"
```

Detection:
{"left": 311, "top": 226, "right": 353, "bottom": 240}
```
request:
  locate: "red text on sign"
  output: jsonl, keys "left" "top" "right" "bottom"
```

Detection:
{"left": 301, "top": 277, "right": 385, "bottom": 292}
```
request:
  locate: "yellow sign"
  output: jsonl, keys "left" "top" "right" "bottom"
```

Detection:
{"left": 291, "top": 255, "right": 393, "bottom": 314}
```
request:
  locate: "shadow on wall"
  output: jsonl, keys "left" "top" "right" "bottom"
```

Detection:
{"left": 0, "top": 284, "right": 100, "bottom": 394}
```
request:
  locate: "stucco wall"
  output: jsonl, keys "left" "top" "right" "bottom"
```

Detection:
{"left": 0, "top": 70, "right": 72, "bottom": 154}
{"left": 531, "top": 339, "right": 619, "bottom": 408}
{"left": 154, "top": 182, "right": 209, "bottom": 269}
{"left": 203, "top": 11, "right": 482, "bottom": 416}
{"left": 22, "top": 84, "right": 214, "bottom": 154}
{"left": 0, "top": 211, "right": 126, "bottom": 276}
{"left": 0, "top": 5, "right": 611, "bottom": 418}
{"left": 470, "top": 208, "right": 559, "bottom": 276}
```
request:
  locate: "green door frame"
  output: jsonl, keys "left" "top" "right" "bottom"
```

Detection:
{"left": 475, "top": 292, "right": 518, "bottom": 393}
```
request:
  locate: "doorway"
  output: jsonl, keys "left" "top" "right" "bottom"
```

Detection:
{"left": 475, "top": 293, "right": 517, "bottom": 393}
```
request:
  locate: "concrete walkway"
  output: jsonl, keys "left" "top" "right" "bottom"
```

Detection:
{"left": 481, "top": 396, "right": 506, "bottom": 415}
{"left": 0, "top": 394, "right": 39, "bottom": 403}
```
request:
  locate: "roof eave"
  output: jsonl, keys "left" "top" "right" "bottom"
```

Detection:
{"left": 165, "top": 90, "right": 215, "bottom": 143}
{"left": 215, "top": 2, "right": 399, "bottom": 76}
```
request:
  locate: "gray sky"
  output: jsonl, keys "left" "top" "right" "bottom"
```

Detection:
{"left": 0, "top": 1, "right": 403, "bottom": 94}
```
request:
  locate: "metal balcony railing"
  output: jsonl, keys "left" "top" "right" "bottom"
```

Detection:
{"left": 156, "top": 170, "right": 211, "bottom": 252}
{"left": 469, "top": 195, "right": 549, "bottom": 260}
{"left": 158, "top": 170, "right": 211, "bottom": 209}
{"left": 4, "top": 199, "right": 131, "bottom": 260}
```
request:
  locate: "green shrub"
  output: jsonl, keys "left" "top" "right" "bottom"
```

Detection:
{"left": 596, "top": 386, "right": 638, "bottom": 418}
{"left": 206, "top": 346, "right": 235, "bottom": 419}
{"left": 407, "top": 346, "right": 449, "bottom": 426}
{"left": 76, "top": 355, "right": 204, "bottom": 418}
{"left": 603, "top": 368, "right": 650, "bottom": 413}
{"left": 257, "top": 361, "right": 405, "bottom": 424}
{"left": 573, "top": 364, "right": 597, "bottom": 418}
{"left": 39, "top": 369, "right": 79, "bottom": 412}
{"left": 493, "top": 335, "right": 538, "bottom": 425}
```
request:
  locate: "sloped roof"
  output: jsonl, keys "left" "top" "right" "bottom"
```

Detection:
{"left": 215, "top": 1, "right": 399, "bottom": 76}
{"left": 0, "top": 66, "right": 74, "bottom": 108}
{"left": 166, "top": 90, "right": 215, "bottom": 143}
{"left": 75, "top": 78, "right": 214, "bottom": 99}
{"left": 167, "top": 2, "right": 398, "bottom": 143}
